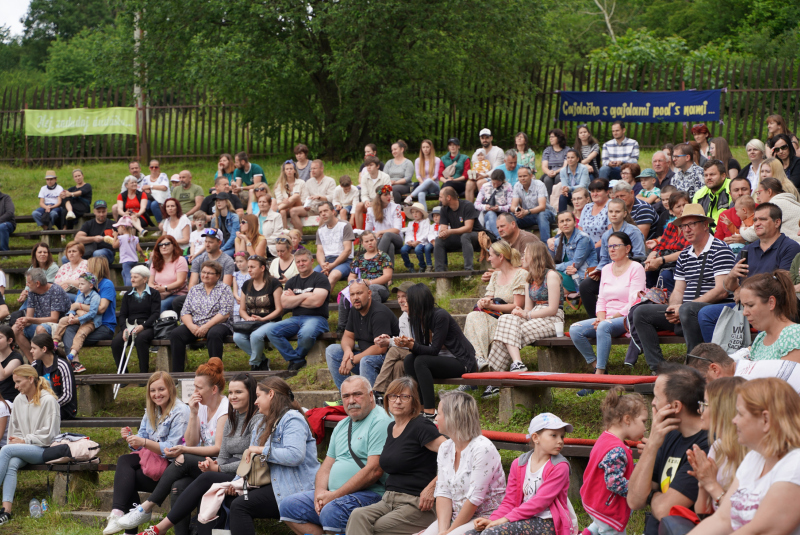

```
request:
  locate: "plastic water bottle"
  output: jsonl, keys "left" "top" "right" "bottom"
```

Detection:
{"left": 41, "top": 499, "right": 49, "bottom": 513}
{"left": 29, "top": 498, "right": 42, "bottom": 518}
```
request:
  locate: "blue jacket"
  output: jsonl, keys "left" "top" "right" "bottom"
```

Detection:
{"left": 598, "top": 222, "right": 646, "bottom": 270}
{"left": 559, "top": 164, "right": 591, "bottom": 192}
{"left": 134, "top": 399, "right": 190, "bottom": 457}
{"left": 250, "top": 409, "right": 319, "bottom": 507}
{"left": 551, "top": 230, "right": 598, "bottom": 281}
{"left": 212, "top": 210, "right": 240, "bottom": 253}
{"left": 72, "top": 289, "right": 103, "bottom": 328}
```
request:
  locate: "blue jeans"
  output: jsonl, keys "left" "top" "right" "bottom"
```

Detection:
{"left": 325, "top": 344, "right": 385, "bottom": 391}
{"left": 279, "top": 489, "right": 382, "bottom": 532}
{"left": 400, "top": 243, "right": 432, "bottom": 269}
{"left": 698, "top": 303, "right": 737, "bottom": 343}
{"left": 233, "top": 322, "right": 273, "bottom": 366}
{"left": 0, "top": 222, "right": 13, "bottom": 251}
{"left": 265, "top": 315, "right": 329, "bottom": 363}
{"left": 148, "top": 200, "right": 163, "bottom": 223}
{"left": 122, "top": 261, "right": 136, "bottom": 286}
{"left": 484, "top": 210, "right": 500, "bottom": 239}
{"left": 87, "top": 247, "right": 115, "bottom": 266}
{"left": 599, "top": 165, "right": 622, "bottom": 181}
{"left": 221, "top": 242, "right": 235, "bottom": 256}
{"left": 516, "top": 210, "right": 556, "bottom": 240}
{"left": 0, "top": 444, "right": 45, "bottom": 503}
{"left": 558, "top": 191, "right": 572, "bottom": 212}
{"left": 33, "top": 207, "right": 64, "bottom": 229}
{"left": 314, "top": 256, "right": 351, "bottom": 278}
{"left": 160, "top": 295, "right": 177, "bottom": 313}
{"left": 569, "top": 316, "right": 628, "bottom": 370}
{"left": 409, "top": 179, "right": 440, "bottom": 204}
{"left": 24, "top": 323, "right": 52, "bottom": 340}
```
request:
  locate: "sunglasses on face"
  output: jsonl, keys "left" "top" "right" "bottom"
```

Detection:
{"left": 776, "top": 144, "right": 791, "bottom": 152}
{"left": 158, "top": 242, "right": 172, "bottom": 248}
{"left": 150, "top": 166, "right": 159, "bottom": 169}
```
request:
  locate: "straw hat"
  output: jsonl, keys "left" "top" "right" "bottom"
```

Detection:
{"left": 409, "top": 202, "right": 428, "bottom": 217}
{"left": 673, "top": 204, "right": 715, "bottom": 227}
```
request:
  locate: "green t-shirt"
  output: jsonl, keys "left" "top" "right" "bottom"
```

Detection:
{"left": 214, "top": 171, "right": 236, "bottom": 185}
{"left": 233, "top": 163, "right": 265, "bottom": 187}
{"left": 326, "top": 406, "right": 391, "bottom": 495}
{"left": 171, "top": 183, "right": 205, "bottom": 213}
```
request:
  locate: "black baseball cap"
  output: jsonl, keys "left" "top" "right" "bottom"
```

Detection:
{"left": 447, "top": 138, "right": 460, "bottom": 146}
{"left": 94, "top": 200, "right": 108, "bottom": 209}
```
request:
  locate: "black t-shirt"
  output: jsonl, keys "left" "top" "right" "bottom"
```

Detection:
{"left": 380, "top": 416, "right": 441, "bottom": 496}
{"left": 68, "top": 184, "right": 93, "bottom": 212}
{"left": 0, "top": 351, "right": 23, "bottom": 402}
{"left": 200, "top": 194, "right": 244, "bottom": 215}
{"left": 345, "top": 301, "right": 399, "bottom": 352}
{"left": 645, "top": 429, "right": 709, "bottom": 535}
{"left": 242, "top": 277, "right": 282, "bottom": 316}
{"left": 441, "top": 200, "right": 484, "bottom": 233}
{"left": 80, "top": 218, "right": 116, "bottom": 251}
{"left": 284, "top": 271, "right": 331, "bottom": 318}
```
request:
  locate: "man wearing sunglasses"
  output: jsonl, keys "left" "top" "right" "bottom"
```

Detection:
{"left": 683, "top": 343, "right": 735, "bottom": 381}
{"left": 631, "top": 204, "right": 736, "bottom": 372}
{"left": 669, "top": 143, "right": 705, "bottom": 199}
{"left": 141, "top": 160, "right": 170, "bottom": 223}
{"left": 200, "top": 176, "right": 245, "bottom": 220}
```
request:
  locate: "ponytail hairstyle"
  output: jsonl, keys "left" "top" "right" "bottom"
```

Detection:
{"left": 13, "top": 365, "right": 55, "bottom": 406}
{"left": 145, "top": 371, "right": 178, "bottom": 429}
{"left": 227, "top": 373, "right": 258, "bottom": 438}
{"left": 195, "top": 357, "right": 225, "bottom": 394}
{"left": 739, "top": 270, "right": 797, "bottom": 321}
{"left": 489, "top": 240, "right": 521, "bottom": 268}
{"left": 257, "top": 377, "right": 314, "bottom": 446}
{"left": 601, "top": 386, "right": 649, "bottom": 429}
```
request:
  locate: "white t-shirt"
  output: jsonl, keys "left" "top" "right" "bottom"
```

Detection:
{"left": 0, "top": 400, "right": 13, "bottom": 448}
{"left": 143, "top": 173, "right": 171, "bottom": 204}
{"left": 522, "top": 462, "right": 553, "bottom": 518}
{"left": 38, "top": 184, "right": 64, "bottom": 206}
{"left": 473, "top": 146, "right": 505, "bottom": 169}
{"left": 197, "top": 397, "right": 230, "bottom": 448}
{"left": 164, "top": 215, "right": 192, "bottom": 244}
{"left": 730, "top": 449, "right": 800, "bottom": 535}
{"left": 735, "top": 360, "right": 800, "bottom": 394}
{"left": 190, "top": 229, "right": 206, "bottom": 253}
{"left": 0, "top": 270, "right": 5, "bottom": 288}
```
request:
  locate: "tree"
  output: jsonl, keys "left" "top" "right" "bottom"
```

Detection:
{"left": 125, "top": 0, "right": 544, "bottom": 159}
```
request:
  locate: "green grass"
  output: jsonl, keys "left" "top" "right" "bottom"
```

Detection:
{"left": 0, "top": 149, "right": 717, "bottom": 534}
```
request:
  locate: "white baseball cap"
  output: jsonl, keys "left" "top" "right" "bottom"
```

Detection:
{"left": 479, "top": 128, "right": 492, "bottom": 137}
{"left": 527, "top": 412, "right": 573, "bottom": 438}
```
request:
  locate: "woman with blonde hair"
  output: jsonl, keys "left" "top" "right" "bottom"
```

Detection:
{"left": 464, "top": 241, "right": 527, "bottom": 392}
{"left": 274, "top": 160, "right": 308, "bottom": 229}
{"left": 365, "top": 184, "right": 404, "bottom": 265}
{"left": 234, "top": 214, "right": 266, "bottom": 257}
{"left": 686, "top": 378, "right": 800, "bottom": 535}
{"left": 0, "top": 365, "right": 60, "bottom": 524}
{"left": 407, "top": 139, "right": 442, "bottom": 205}
{"left": 760, "top": 156, "right": 800, "bottom": 201}
{"left": 105, "top": 371, "right": 189, "bottom": 535}
{"left": 740, "top": 139, "right": 766, "bottom": 190}
{"left": 209, "top": 194, "right": 239, "bottom": 255}
{"left": 687, "top": 376, "right": 749, "bottom": 515}
{"left": 486, "top": 242, "right": 563, "bottom": 381}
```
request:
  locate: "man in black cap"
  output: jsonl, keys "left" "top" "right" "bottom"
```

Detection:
{"left": 72, "top": 200, "right": 118, "bottom": 265}
{"left": 440, "top": 137, "right": 471, "bottom": 199}
{"left": 200, "top": 176, "right": 245, "bottom": 219}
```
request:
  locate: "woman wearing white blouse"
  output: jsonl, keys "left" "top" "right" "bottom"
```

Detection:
{"left": 365, "top": 184, "right": 404, "bottom": 267}
{"left": 421, "top": 391, "right": 506, "bottom": 535}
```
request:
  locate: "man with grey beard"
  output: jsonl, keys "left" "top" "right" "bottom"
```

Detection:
{"left": 280, "top": 376, "right": 392, "bottom": 535}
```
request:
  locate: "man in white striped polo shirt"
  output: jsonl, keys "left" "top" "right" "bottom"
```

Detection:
{"left": 631, "top": 203, "right": 736, "bottom": 372}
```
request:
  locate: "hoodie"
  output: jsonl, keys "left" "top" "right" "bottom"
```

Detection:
{"left": 740, "top": 192, "right": 800, "bottom": 245}
{"left": 0, "top": 191, "right": 15, "bottom": 228}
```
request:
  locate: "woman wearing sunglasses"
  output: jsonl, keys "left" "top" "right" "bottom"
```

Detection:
{"left": 149, "top": 235, "right": 189, "bottom": 313}
{"left": 768, "top": 134, "right": 800, "bottom": 187}
{"left": 268, "top": 236, "right": 298, "bottom": 285}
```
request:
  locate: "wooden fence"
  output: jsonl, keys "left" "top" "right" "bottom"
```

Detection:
{"left": 1, "top": 60, "right": 799, "bottom": 164}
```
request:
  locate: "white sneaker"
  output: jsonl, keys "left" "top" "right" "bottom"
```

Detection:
{"left": 510, "top": 361, "right": 528, "bottom": 372}
{"left": 140, "top": 229, "right": 148, "bottom": 237}
{"left": 118, "top": 504, "right": 152, "bottom": 530}
{"left": 476, "top": 358, "right": 489, "bottom": 371}
{"left": 66, "top": 211, "right": 76, "bottom": 220}
{"left": 102, "top": 513, "right": 125, "bottom": 535}
{"left": 404, "top": 195, "right": 414, "bottom": 206}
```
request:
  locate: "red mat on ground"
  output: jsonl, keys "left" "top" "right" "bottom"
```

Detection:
{"left": 482, "top": 429, "right": 639, "bottom": 448}
{"left": 461, "top": 372, "right": 656, "bottom": 384}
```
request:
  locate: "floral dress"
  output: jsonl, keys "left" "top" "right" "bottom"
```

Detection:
{"left": 579, "top": 202, "right": 610, "bottom": 245}
{"left": 54, "top": 260, "right": 89, "bottom": 293}
{"left": 750, "top": 324, "right": 800, "bottom": 361}
{"left": 463, "top": 269, "right": 527, "bottom": 364}
{"left": 488, "top": 269, "right": 565, "bottom": 372}
{"left": 517, "top": 148, "right": 537, "bottom": 172}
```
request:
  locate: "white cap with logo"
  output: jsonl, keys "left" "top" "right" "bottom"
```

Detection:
{"left": 479, "top": 128, "right": 492, "bottom": 137}
{"left": 527, "top": 412, "right": 574, "bottom": 439}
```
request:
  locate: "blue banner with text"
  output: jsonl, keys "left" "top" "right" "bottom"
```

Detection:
{"left": 558, "top": 90, "right": 722, "bottom": 123}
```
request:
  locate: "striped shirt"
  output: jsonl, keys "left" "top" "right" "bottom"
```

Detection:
{"left": 630, "top": 199, "right": 659, "bottom": 240}
{"left": 674, "top": 235, "right": 736, "bottom": 303}
{"left": 601, "top": 137, "right": 640, "bottom": 166}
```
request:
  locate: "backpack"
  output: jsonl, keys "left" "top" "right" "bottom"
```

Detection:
{"left": 42, "top": 433, "right": 101, "bottom": 464}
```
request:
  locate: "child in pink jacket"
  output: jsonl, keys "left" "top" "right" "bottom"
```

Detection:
{"left": 466, "top": 413, "right": 575, "bottom": 535}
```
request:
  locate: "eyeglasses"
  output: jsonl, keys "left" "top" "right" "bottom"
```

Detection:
{"left": 158, "top": 242, "right": 172, "bottom": 248}
{"left": 698, "top": 400, "right": 709, "bottom": 415}
{"left": 685, "top": 353, "right": 713, "bottom": 365}
{"left": 775, "top": 144, "right": 791, "bottom": 152}
{"left": 679, "top": 221, "right": 706, "bottom": 230}
{"left": 200, "top": 270, "right": 219, "bottom": 276}
{"left": 388, "top": 394, "right": 412, "bottom": 402}
{"left": 672, "top": 154, "right": 688, "bottom": 160}
{"left": 255, "top": 187, "right": 267, "bottom": 192}
{"left": 608, "top": 243, "right": 627, "bottom": 250}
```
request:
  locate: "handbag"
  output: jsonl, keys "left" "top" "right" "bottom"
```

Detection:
{"left": 638, "top": 274, "right": 670, "bottom": 305}
{"left": 472, "top": 298, "right": 507, "bottom": 319}
{"left": 133, "top": 447, "right": 169, "bottom": 481}
{"left": 235, "top": 411, "right": 284, "bottom": 490}
{"left": 232, "top": 321, "right": 264, "bottom": 335}
{"left": 153, "top": 315, "right": 178, "bottom": 340}
{"left": 711, "top": 303, "right": 752, "bottom": 354}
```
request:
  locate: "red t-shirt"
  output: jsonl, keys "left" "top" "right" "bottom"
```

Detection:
{"left": 714, "top": 206, "right": 742, "bottom": 240}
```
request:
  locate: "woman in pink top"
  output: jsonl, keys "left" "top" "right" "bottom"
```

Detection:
{"left": 568, "top": 232, "right": 645, "bottom": 392}
{"left": 148, "top": 235, "right": 189, "bottom": 313}
{"left": 54, "top": 240, "right": 89, "bottom": 302}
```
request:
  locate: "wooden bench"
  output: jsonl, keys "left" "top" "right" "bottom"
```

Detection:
{"left": 22, "top": 462, "right": 117, "bottom": 505}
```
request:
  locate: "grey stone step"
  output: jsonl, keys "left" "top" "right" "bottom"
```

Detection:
{"left": 96, "top": 489, "right": 169, "bottom": 514}
{"left": 449, "top": 298, "right": 477, "bottom": 314}
{"left": 60, "top": 510, "right": 163, "bottom": 527}
{"left": 294, "top": 390, "right": 340, "bottom": 407}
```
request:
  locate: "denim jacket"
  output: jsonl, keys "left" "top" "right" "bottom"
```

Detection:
{"left": 72, "top": 289, "right": 103, "bottom": 328}
{"left": 134, "top": 399, "right": 190, "bottom": 457}
{"left": 551, "top": 230, "right": 598, "bottom": 281}
{"left": 559, "top": 163, "right": 591, "bottom": 191}
{"left": 211, "top": 210, "right": 240, "bottom": 253}
{"left": 249, "top": 409, "right": 320, "bottom": 507}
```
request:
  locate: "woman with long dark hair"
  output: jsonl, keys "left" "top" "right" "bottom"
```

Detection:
{"left": 0, "top": 326, "right": 23, "bottom": 402}
{"left": 574, "top": 124, "right": 601, "bottom": 178}
{"left": 709, "top": 137, "right": 741, "bottom": 179}
{"left": 364, "top": 184, "right": 404, "bottom": 266}
{"left": 160, "top": 198, "right": 191, "bottom": 248}
{"left": 541, "top": 128, "right": 568, "bottom": 195}
{"left": 397, "top": 284, "right": 476, "bottom": 419}
{"left": 515, "top": 132, "right": 536, "bottom": 171}
{"left": 132, "top": 373, "right": 263, "bottom": 535}
{"left": 769, "top": 133, "right": 800, "bottom": 188}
